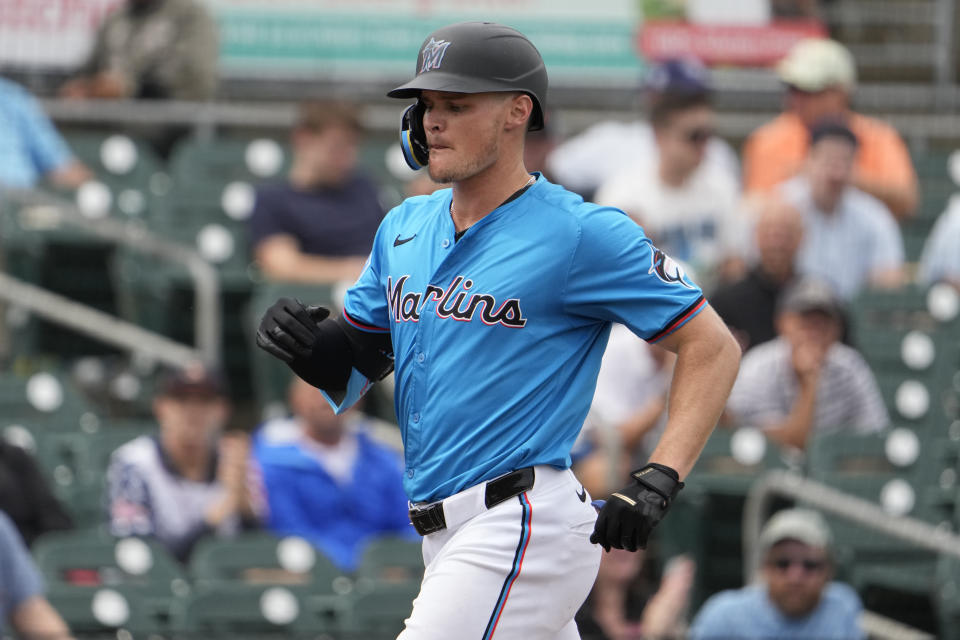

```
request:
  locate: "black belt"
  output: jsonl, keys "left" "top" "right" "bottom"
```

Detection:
{"left": 409, "top": 467, "right": 536, "bottom": 536}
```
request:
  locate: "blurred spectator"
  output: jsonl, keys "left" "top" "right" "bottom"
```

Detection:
{"left": 690, "top": 508, "right": 864, "bottom": 640}
{"left": 576, "top": 550, "right": 694, "bottom": 640}
{"left": 0, "top": 510, "right": 71, "bottom": 639}
{"left": 0, "top": 77, "right": 91, "bottom": 190}
{"left": 251, "top": 377, "right": 416, "bottom": 572}
{"left": 59, "top": 0, "right": 218, "bottom": 101}
{"left": 573, "top": 324, "right": 672, "bottom": 498}
{"left": 726, "top": 279, "right": 887, "bottom": 450}
{"left": 106, "top": 365, "right": 255, "bottom": 562}
{"left": 0, "top": 440, "right": 73, "bottom": 547}
{"left": 249, "top": 101, "right": 384, "bottom": 284}
{"left": 918, "top": 200, "right": 960, "bottom": 288}
{"left": 547, "top": 59, "right": 739, "bottom": 201}
{"left": 743, "top": 38, "right": 918, "bottom": 219}
{"left": 711, "top": 197, "right": 804, "bottom": 352}
{"left": 595, "top": 81, "right": 745, "bottom": 287}
{"left": 780, "top": 120, "right": 904, "bottom": 300}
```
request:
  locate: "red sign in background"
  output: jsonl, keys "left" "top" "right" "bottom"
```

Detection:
{"left": 639, "top": 20, "right": 827, "bottom": 67}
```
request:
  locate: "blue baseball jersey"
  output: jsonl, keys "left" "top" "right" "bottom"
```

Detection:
{"left": 327, "top": 175, "right": 705, "bottom": 502}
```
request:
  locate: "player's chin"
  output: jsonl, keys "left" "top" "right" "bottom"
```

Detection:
{"left": 427, "top": 160, "right": 459, "bottom": 184}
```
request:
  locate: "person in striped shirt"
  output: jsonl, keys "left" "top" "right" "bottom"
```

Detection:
{"left": 725, "top": 278, "right": 888, "bottom": 449}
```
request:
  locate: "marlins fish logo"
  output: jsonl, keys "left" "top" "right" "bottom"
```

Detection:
{"left": 649, "top": 248, "right": 695, "bottom": 289}
{"left": 420, "top": 37, "right": 452, "bottom": 74}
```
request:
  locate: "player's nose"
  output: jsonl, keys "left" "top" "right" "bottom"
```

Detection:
{"left": 422, "top": 108, "right": 444, "bottom": 132}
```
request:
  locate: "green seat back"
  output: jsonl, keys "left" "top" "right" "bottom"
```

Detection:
{"left": 356, "top": 536, "right": 424, "bottom": 584}
{"left": 170, "top": 584, "right": 333, "bottom": 636}
{"left": 46, "top": 585, "right": 152, "bottom": 634}
{"left": 189, "top": 533, "right": 346, "bottom": 595}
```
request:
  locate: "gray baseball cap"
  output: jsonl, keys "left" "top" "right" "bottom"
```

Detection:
{"left": 777, "top": 278, "right": 843, "bottom": 319}
{"left": 760, "top": 508, "right": 833, "bottom": 551}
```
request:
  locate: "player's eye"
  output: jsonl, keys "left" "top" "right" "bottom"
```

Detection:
{"left": 448, "top": 103, "right": 465, "bottom": 113}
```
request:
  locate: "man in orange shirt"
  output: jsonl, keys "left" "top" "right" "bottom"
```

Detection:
{"left": 743, "top": 38, "right": 918, "bottom": 220}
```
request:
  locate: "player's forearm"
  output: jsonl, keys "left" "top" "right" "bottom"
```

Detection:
{"left": 647, "top": 323, "right": 740, "bottom": 479}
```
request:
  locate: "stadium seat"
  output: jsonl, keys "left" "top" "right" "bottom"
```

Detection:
{"left": 851, "top": 284, "right": 960, "bottom": 333}
{"left": 189, "top": 533, "right": 347, "bottom": 595}
{"left": 356, "top": 536, "right": 424, "bottom": 585}
{"left": 341, "top": 581, "right": 419, "bottom": 640}
{"left": 935, "top": 555, "right": 960, "bottom": 640}
{"left": 0, "top": 370, "right": 98, "bottom": 432}
{"left": 169, "top": 583, "right": 336, "bottom": 637}
{"left": 34, "top": 534, "right": 187, "bottom": 632}
{"left": 167, "top": 136, "right": 290, "bottom": 189}
{"left": 46, "top": 585, "right": 151, "bottom": 635}
{"left": 1, "top": 133, "right": 164, "bottom": 360}
{"left": 64, "top": 131, "right": 165, "bottom": 215}
{"left": 685, "top": 426, "right": 794, "bottom": 496}
{"left": 805, "top": 431, "right": 948, "bottom": 599}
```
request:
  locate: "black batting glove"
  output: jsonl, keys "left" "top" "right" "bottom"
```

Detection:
{"left": 590, "top": 463, "right": 683, "bottom": 552}
{"left": 256, "top": 297, "right": 329, "bottom": 364}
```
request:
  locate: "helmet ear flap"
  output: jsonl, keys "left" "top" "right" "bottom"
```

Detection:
{"left": 400, "top": 101, "right": 429, "bottom": 170}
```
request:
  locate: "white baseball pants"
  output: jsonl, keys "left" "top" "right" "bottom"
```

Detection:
{"left": 398, "top": 466, "right": 602, "bottom": 640}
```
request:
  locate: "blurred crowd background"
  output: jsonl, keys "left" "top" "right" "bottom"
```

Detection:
{"left": 1, "top": 0, "right": 960, "bottom": 638}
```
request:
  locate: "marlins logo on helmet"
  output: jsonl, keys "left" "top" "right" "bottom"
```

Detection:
{"left": 420, "top": 37, "right": 452, "bottom": 73}
{"left": 649, "top": 248, "right": 695, "bottom": 289}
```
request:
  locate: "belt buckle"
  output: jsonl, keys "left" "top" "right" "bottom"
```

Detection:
{"left": 409, "top": 501, "right": 446, "bottom": 535}
{"left": 484, "top": 467, "right": 535, "bottom": 509}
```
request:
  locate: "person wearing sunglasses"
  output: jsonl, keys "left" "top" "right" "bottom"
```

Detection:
{"left": 690, "top": 508, "right": 865, "bottom": 639}
{"left": 595, "top": 70, "right": 747, "bottom": 292}
{"left": 743, "top": 38, "right": 917, "bottom": 221}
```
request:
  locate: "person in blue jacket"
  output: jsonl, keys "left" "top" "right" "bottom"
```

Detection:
{"left": 252, "top": 376, "right": 416, "bottom": 571}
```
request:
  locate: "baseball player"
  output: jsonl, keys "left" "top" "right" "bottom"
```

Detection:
{"left": 256, "top": 21, "right": 741, "bottom": 640}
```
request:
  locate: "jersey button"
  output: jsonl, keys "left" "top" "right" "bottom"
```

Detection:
{"left": 412, "top": 412, "right": 421, "bottom": 423}
{"left": 441, "top": 238, "right": 450, "bottom": 248}
{"left": 417, "top": 352, "right": 425, "bottom": 363}
{"left": 407, "top": 469, "right": 415, "bottom": 478}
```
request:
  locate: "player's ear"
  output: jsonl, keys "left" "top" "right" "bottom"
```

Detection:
{"left": 504, "top": 93, "right": 533, "bottom": 131}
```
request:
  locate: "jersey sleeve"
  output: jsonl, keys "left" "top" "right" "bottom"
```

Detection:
{"left": 562, "top": 207, "right": 706, "bottom": 342}
{"left": 323, "top": 220, "right": 393, "bottom": 413}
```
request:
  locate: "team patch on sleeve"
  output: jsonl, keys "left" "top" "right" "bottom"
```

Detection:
{"left": 648, "top": 248, "right": 695, "bottom": 289}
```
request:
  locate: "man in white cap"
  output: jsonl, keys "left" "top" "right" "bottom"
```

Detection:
{"left": 690, "top": 508, "right": 865, "bottom": 639}
{"left": 743, "top": 38, "right": 917, "bottom": 220}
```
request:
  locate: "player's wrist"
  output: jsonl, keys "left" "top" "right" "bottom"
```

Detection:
{"left": 630, "top": 462, "right": 683, "bottom": 502}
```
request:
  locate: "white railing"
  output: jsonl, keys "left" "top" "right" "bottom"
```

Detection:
{"left": 2, "top": 189, "right": 222, "bottom": 368}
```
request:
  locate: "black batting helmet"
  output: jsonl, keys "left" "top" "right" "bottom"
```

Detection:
{"left": 387, "top": 21, "right": 548, "bottom": 131}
